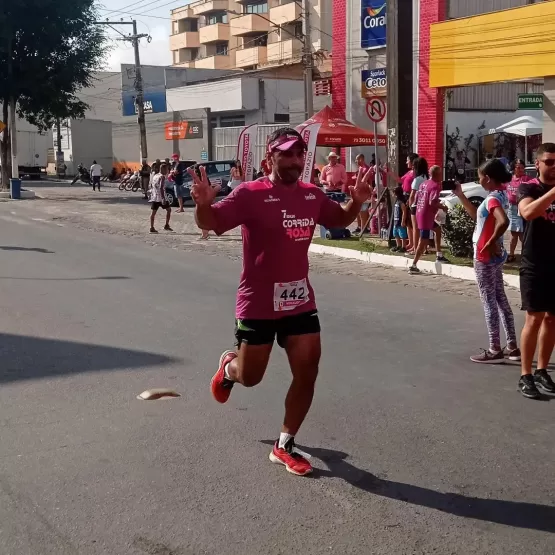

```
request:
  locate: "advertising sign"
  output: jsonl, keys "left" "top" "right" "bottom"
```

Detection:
{"left": 299, "top": 123, "right": 322, "bottom": 184}
{"left": 122, "top": 90, "right": 167, "bottom": 117}
{"left": 361, "top": 67, "right": 387, "bottom": 98}
{"left": 361, "top": 0, "right": 387, "bottom": 50}
{"left": 236, "top": 124, "right": 258, "bottom": 183}
{"left": 165, "top": 120, "right": 203, "bottom": 140}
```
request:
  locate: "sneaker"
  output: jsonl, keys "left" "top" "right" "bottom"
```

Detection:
{"left": 398, "top": 247, "right": 407, "bottom": 254}
{"left": 470, "top": 349, "right": 505, "bottom": 364}
{"left": 390, "top": 246, "right": 399, "bottom": 253}
{"left": 210, "top": 350, "right": 237, "bottom": 404}
{"left": 436, "top": 254, "right": 450, "bottom": 263}
{"left": 534, "top": 369, "right": 555, "bottom": 394}
{"left": 164, "top": 225, "right": 174, "bottom": 232}
{"left": 503, "top": 346, "right": 521, "bottom": 361}
{"left": 269, "top": 439, "right": 313, "bottom": 476}
{"left": 408, "top": 265, "right": 421, "bottom": 275}
{"left": 150, "top": 227, "right": 158, "bottom": 234}
{"left": 353, "top": 227, "right": 361, "bottom": 234}
{"left": 519, "top": 374, "right": 541, "bottom": 399}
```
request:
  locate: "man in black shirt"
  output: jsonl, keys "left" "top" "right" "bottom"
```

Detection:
{"left": 517, "top": 142, "right": 555, "bottom": 399}
{"left": 171, "top": 153, "right": 186, "bottom": 213}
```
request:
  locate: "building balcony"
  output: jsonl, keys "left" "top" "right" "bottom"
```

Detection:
{"left": 173, "top": 61, "right": 196, "bottom": 68}
{"left": 269, "top": 2, "right": 301, "bottom": 26}
{"left": 192, "top": 0, "right": 230, "bottom": 16}
{"left": 171, "top": 5, "right": 197, "bottom": 21}
{"left": 267, "top": 37, "right": 302, "bottom": 64}
{"left": 170, "top": 31, "right": 200, "bottom": 51}
{"left": 230, "top": 14, "right": 270, "bottom": 36}
{"left": 194, "top": 54, "right": 232, "bottom": 69}
{"left": 199, "top": 22, "right": 230, "bottom": 44}
{"left": 236, "top": 46, "right": 267, "bottom": 67}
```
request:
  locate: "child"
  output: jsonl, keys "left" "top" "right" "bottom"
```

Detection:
{"left": 391, "top": 185, "right": 409, "bottom": 252}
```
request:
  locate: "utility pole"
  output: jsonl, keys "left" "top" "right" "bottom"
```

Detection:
{"left": 302, "top": 0, "right": 314, "bottom": 120}
{"left": 95, "top": 20, "right": 150, "bottom": 162}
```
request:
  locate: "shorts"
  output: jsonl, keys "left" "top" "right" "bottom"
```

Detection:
{"left": 420, "top": 229, "right": 433, "bottom": 240}
{"left": 235, "top": 310, "right": 321, "bottom": 349}
{"left": 520, "top": 269, "right": 555, "bottom": 313}
{"left": 410, "top": 206, "right": 417, "bottom": 216}
{"left": 508, "top": 204, "right": 524, "bottom": 233}
{"left": 174, "top": 184, "right": 186, "bottom": 199}
{"left": 92, "top": 176, "right": 101, "bottom": 186}
{"left": 393, "top": 225, "right": 408, "bottom": 240}
{"left": 151, "top": 202, "right": 170, "bottom": 211}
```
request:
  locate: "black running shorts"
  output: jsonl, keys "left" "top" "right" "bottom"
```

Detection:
{"left": 151, "top": 202, "right": 170, "bottom": 211}
{"left": 520, "top": 269, "right": 555, "bottom": 314}
{"left": 235, "top": 310, "right": 321, "bottom": 348}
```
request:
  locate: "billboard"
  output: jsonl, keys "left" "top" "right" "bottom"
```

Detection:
{"left": 361, "top": 67, "right": 387, "bottom": 98}
{"left": 122, "top": 90, "right": 167, "bottom": 117}
{"left": 361, "top": 0, "right": 386, "bottom": 50}
{"left": 165, "top": 120, "right": 203, "bottom": 140}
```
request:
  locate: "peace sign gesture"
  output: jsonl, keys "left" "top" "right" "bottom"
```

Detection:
{"left": 188, "top": 166, "right": 220, "bottom": 206}
{"left": 349, "top": 165, "right": 372, "bottom": 204}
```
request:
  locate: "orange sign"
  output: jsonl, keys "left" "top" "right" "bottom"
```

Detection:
{"left": 165, "top": 120, "right": 203, "bottom": 140}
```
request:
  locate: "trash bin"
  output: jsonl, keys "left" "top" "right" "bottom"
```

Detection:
{"left": 10, "top": 178, "right": 21, "bottom": 200}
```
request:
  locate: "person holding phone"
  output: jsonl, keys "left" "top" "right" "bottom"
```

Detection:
{"left": 453, "top": 158, "right": 519, "bottom": 365}
{"left": 506, "top": 158, "right": 530, "bottom": 263}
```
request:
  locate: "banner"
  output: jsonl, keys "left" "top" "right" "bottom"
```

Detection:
{"left": 165, "top": 121, "right": 203, "bottom": 140}
{"left": 122, "top": 90, "right": 167, "bottom": 116}
{"left": 299, "top": 122, "right": 322, "bottom": 184}
{"left": 361, "top": 67, "right": 387, "bottom": 98}
{"left": 361, "top": 0, "right": 387, "bottom": 50}
{"left": 236, "top": 124, "right": 257, "bottom": 182}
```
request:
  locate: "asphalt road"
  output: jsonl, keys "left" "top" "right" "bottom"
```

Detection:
{"left": 0, "top": 203, "right": 553, "bottom": 555}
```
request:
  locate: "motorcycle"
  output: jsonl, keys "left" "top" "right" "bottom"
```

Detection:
{"left": 71, "top": 165, "right": 92, "bottom": 186}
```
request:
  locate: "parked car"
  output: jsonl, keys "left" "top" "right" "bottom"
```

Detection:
{"left": 440, "top": 165, "right": 538, "bottom": 211}
{"left": 165, "top": 160, "right": 234, "bottom": 206}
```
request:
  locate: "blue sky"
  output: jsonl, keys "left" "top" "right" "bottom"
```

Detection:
{"left": 95, "top": 1, "right": 192, "bottom": 70}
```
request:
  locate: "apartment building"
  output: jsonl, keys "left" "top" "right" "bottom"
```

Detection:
{"left": 170, "top": 0, "right": 331, "bottom": 71}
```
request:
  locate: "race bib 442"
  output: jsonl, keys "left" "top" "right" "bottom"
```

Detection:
{"left": 274, "top": 279, "right": 309, "bottom": 312}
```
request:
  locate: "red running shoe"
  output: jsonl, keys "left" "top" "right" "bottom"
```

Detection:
{"left": 269, "top": 439, "right": 313, "bottom": 476}
{"left": 210, "top": 350, "right": 237, "bottom": 404}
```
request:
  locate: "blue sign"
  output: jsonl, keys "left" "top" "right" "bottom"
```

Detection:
{"left": 122, "top": 89, "right": 167, "bottom": 116}
{"left": 361, "top": 67, "right": 387, "bottom": 97}
{"left": 200, "top": 150, "right": 208, "bottom": 161}
{"left": 361, "top": 0, "right": 386, "bottom": 50}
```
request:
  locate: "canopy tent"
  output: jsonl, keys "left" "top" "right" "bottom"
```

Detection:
{"left": 479, "top": 115, "right": 543, "bottom": 165}
{"left": 296, "top": 106, "right": 378, "bottom": 147}
{"left": 480, "top": 115, "right": 543, "bottom": 137}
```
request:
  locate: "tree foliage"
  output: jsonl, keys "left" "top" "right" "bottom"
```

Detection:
{"left": 0, "top": 0, "right": 108, "bottom": 184}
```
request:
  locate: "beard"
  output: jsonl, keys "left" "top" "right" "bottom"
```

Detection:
{"left": 276, "top": 165, "right": 302, "bottom": 184}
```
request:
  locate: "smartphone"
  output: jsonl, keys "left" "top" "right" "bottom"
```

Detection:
{"left": 442, "top": 179, "right": 457, "bottom": 191}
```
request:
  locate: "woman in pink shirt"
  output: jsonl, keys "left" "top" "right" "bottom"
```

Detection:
{"left": 506, "top": 158, "right": 530, "bottom": 263}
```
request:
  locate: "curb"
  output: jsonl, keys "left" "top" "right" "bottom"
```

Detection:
{"left": 309, "top": 243, "right": 520, "bottom": 290}
{"left": 0, "top": 189, "right": 36, "bottom": 200}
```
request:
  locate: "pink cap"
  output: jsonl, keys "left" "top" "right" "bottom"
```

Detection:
{"left": 267, "top": 133, "right": 307, "bottom": 153}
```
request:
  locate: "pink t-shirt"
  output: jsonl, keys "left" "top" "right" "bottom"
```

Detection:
{"left": 211, "top": 179, "right": 346, "bottom": 319}
{"left": 401, "top": 170, "right": 415, "bottom": 194}
{"left": 416, "top": 179, "right": 441, "bottom": 230}
{"left": 506, "top": 175, "right": 530, "bottom": 205}
{"left": 321, "top": 163, "right": 347, "bottom": 192}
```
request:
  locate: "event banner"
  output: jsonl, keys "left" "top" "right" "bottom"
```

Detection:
{"left": 299, "top": 122, "right": 322, "bottom": 184}
{"left": 237, "top": 124, "right": 258, "bottom": 181}
{"left": 361, "top": 0, "right": 386, "bottom": 50}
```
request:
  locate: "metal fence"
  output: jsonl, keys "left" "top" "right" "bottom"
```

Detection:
{"left": 213, "top": 124, "right": 284, "bottom": 172}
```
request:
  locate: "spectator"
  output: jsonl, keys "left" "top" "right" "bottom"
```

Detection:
{"left": 391, "top": 186, "right": 409, "bottom": 252}
{"left": 506, "top": 158, "right": 530, "bottom": 263}
{"left": 139, "top": 159, "right": 151, "bottom": 200}
{"left": 453, "top": 159, "right": 519, "bottom": 365}
{"left": 517, "top": 142, "right": 555, "bottom": 399}
{"left": 320, "top": 152, "right": 346, "bottom": 193}
{"left": 149, "top": 163, "right": 172, "bottom": 234}
{"left": 229, "top": 160, "right": 244, "bottom": 190}
{"left": 171, "top": 153, "right": 186, "bottom": 213}
{"left": 90, "top": 160, "right": 102, "bottom": 192}
{"left": 408, "top": 165, "right": 442, "bottom": 274}
{"left": 408, "top": 156, "right": 429, "bottom": 254}
{"left": 354, "top": 154, "right": 370, "bottom": 233}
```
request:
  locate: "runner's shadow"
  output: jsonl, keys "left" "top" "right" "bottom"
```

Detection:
{"left": 0, "top": 246, "right": 54, "bottom": 253}
{"left": 260, "top": 441, "right": 555, "bottom": 533}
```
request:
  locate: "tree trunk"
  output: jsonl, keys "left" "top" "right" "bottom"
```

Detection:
{"left": 1, "top": 101, "right": 11, "bottom": 190}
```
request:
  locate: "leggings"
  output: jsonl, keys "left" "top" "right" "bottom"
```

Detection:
{"left": 474, "top": 260, "right": 516, "bottom": 351}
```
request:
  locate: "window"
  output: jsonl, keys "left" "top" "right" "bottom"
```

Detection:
{"left": 274, "top": 113, "right": 290, "bottom": 123}
{"left": 207, "top": 12, "right": 228, "bottom": 25}
{"left": 252, "top": 34, "right": 268, "bottom": 47}
{"left": 190, "top": 48, "right": 199, "bottom": 61}
{"left": 293, "top": 22, "right": 303, "bottom": 38}
{"left": 215, "top": 42, "right": 228, "bottom": 55}
{"left": 219, "top": 115, "right": 246, "bottom": 128}
{"left": 214, "top": 163, "right": 232, "bottom": 173}
{"left": 245, "top": 1, "right": 268, "bottom": 14}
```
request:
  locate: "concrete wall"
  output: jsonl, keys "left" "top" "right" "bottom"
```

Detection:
{"left": 261, "top": 79, "right": 304, "bottom": 124}
{"left": 81, "top": 72, "right": 123, "bottom": 121}
{"left": 543, "top": 77, "right": 555, "bottom": 144}
{"left": 70, "top": 120, "right": 113, "bottom": 175}
{"left": 112, "top": 109, "right": 209, "bottom": 166}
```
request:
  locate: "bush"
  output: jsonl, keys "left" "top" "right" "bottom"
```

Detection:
{"left": 443, "top": 204, "right": 475, "bottom": 257}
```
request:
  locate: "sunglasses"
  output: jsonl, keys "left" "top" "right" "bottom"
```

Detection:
{"left": 539, "top": 159, "right": 555, "bottom": 167}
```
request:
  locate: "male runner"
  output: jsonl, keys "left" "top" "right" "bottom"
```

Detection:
{"left": 189, "top": 127, "right": 370, "bottom": 476}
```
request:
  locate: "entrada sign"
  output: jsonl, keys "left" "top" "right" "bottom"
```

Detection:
{"left": 361, "top": 0, "right": 386, "bottom": 50}
{"left": 518, "top": 93, "right": 543, "bottom": 110}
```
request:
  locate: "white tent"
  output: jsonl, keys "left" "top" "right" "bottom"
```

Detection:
{"left": 480, "top": 115, "right": 543, "bottom": 164}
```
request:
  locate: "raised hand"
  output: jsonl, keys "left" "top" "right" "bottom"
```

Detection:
{"left": 349, "top": 166, "right": 372, "bottom": 204}
{"left": 188, "top": 166, "right": 220, "bottom": 206}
